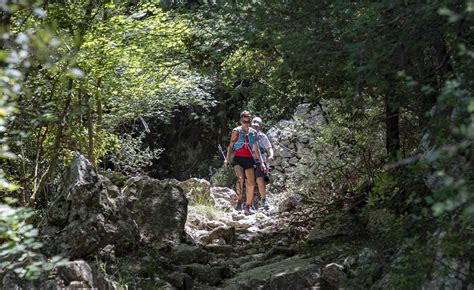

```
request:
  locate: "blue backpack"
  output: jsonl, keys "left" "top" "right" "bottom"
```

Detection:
{"left": 233, "top": 127, "right": 257, "bottom": 151}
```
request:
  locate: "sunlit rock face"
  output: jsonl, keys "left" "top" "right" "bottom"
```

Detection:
{"left": 40, "top": 153, "right": 139, "bottom": 258}
{"left": 122, "top": 176, "right": 188, "bottom": 244}
{"left": 40, "top": 153, "right": 188, "bottom": 258}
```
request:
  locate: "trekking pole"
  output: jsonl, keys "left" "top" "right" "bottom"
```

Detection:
{"left": 218, "top": 144, "right": 226, "bottom": 161}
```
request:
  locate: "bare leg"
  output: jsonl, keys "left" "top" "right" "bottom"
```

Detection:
{"left": 234, "top": 165, "right": 244, "bottom": 201}
{"left": 244, "top": 167, "right": 256, "bottom": 205}
{"left": 256, "top": 177, "right": 266, "bottom": 199}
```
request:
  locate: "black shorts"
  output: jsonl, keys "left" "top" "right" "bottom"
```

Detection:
{"left": 233, "top": 156, "right": 256, "bottom": 169}
{"left": 255, "top": 162, "right": 270, "bottom": 182}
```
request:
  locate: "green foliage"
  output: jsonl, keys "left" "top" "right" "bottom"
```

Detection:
{"left": 0, "top": 199, "right": 67, "bottom": 279}
{"left": 98, "top": 250, "right": 170, "bottom": 289}
{"left": 3, "top": 1, "right": 222, "bottom": 202}
{"left": 368, "top": 172, "right": 399, "bottom": 207}
{"left": 193, "top": 204, "right": 223, "bottom": 220}
{"left": 101, "top": 170, "right": 129, "bottom": 188}
{"left": 82, "top": 3, "right": 216, "bottom": 127}
{"left": 363, "top": 208, "right": 398, "bottom": 238}
{"left": 111, "top": 133, "right": 163, "bottom": 176}
{"left": 422, "top": 79, "right": 474, "bottom": 220}
{"left": 0, "top": 0, "right": 472, "bottom": 287}
{"left": 0, "top": 1, "right": 68, "bottom": 281}
{"left": 210, "top": 166, "right": 235, "bottom": 188}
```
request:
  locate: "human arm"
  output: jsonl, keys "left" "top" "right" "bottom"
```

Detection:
{"left": 253, "top": 134, "right": 266, "bottom": 172}
{"left": 267, "top": 147, "right": 274, "bottom": 165}
{"left": 262, "top": 134, "right": 274, "bottom": 165}
{"left": 224, "top": 129, "right": 238, "bottom": 166}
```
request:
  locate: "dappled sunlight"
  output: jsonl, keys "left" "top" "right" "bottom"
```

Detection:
{"left": 1, "top": 0, "right": 472, "bottom": 289}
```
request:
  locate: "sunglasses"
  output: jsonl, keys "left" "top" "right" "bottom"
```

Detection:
{"left": 241, "top": 120, "right": 250, "bottom": 124}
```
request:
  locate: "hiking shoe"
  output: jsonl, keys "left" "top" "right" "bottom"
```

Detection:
{"left": 261, "top": 198, "right": 270, "bottom": 210}
{"left": 250, "top": 204, "right": 258, "bottom": 212}
{"left": 244, "top": 205, "right": 255, "bottom": 215}
{"left": 235, "top": 201, "right": 243, "bottom": 211}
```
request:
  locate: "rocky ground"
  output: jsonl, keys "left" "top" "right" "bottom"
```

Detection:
{"left": 3, "top": 104, "right": 471, "bottom": 289}
{"left": 2, "top": 153, "right": 354, "bottom": 289}
{"left": 4, "top": 157, "right": 471, "bottom": 290}
{"left": 181, "top": 180, "right": 323, "bottom": 289}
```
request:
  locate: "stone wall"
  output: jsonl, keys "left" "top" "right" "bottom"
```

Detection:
{"left": 266, "top": 103, "right": 326, "bottom": 191}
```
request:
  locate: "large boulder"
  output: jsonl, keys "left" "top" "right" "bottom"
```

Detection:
{"left": 57, "top": 260, "right": 94, "bottom": 287}
{"left": 322, "top": 263, "right": 347, "bottom": 287}
{"left": 40, "top": 153, "right": 139, "bottom": 258}
{"left": 307, "top": 213, "right": 364, "bottom": 245}
{"left": 2, "top": 259, "right": 121, "bottom": 290}
{"left": 2, "top": 272, "right": 60, "bottom": 290}
{"left": 122, "top": 176, "right": 188, "bottom": 244}
{"left": 168, "top": 244, "right": 211, "bottom": 265}
{"left": 197, "top": 226, "right": 236, "bottom": 245}
{"left": 182, "top": 263, "right": 232, "bottom": 286}
{"left": 223, "top": 255, "right": 321, "bottom": 290}
{"left": 41, "top": 153, "right": 189, "bottom": 258}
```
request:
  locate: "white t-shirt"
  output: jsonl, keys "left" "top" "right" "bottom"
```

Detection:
{"left": 255, "top": 132, "right": 272, "bottom": 165}
{"left": 258, "top": 131, "right": 272, "bottom": 151}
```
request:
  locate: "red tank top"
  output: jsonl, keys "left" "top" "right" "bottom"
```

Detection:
{"left": 234, "top": 135, "right": 253, "bottom": 158}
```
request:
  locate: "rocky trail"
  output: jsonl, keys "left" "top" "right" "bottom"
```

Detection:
{"left": 3, "top": 152, "right": 349, "bottom": 290}
{"left": 182, "top": 180, "right": 322, "bottom": 289}
{"left": 3, "top": 103, "right": 469, "bottom": 290}
{"left": 3, "top": 104, "right": 348, "bottom": 290}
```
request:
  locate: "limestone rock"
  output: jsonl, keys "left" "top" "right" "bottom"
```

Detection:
{"left": 96, "top": 273, "right": 121, "bottom": 290}
{"left": 422, "top": 230, "right": 472, "bottom": 290}
{"left": 41, "top": 153, "right": 139, "bottom": 258}
{"left": 322, "top": 263, "right": 347, "bottom": 287}
{"left": 264, "top": 103, "right": 326, "bottom": 192}
{"left": 198, "top": 226, "right": 236, "bottom": 245}
{"left": 123, "top": 176, "right": 188, "bottom": 244}
{"left": 205, "top": 244, "right": 235, "bottom": 255}
{"left": 223, "top": 255, "right": 321, "bottom": 290}
{"left": 2, "top": 272, "right": 61, "bottom": 290}
{"left": 288, "top": 157, "right": 299, "bottom": 166}
{"left": 210, "top": 187, "right": 235, "bottom": 211}
{"left": 182, "top": 264, "right": 232, "bottom": 286}
{"left": 165, "top": 272, "right": 194, "bottom": 290}
{"left": 278, "top": 195, "right": 302, "bottom": 212}
{"left": 57, "top": 260, "right": 94, "bottom": 287}
{"left": 308, "top": 214, "right": 364, "bottom": 245}
{"left": 357, "top": 247, "right": 378, "bottom": 265}
{"left": 169, "top": 244, "right": 211, "bottom": 265}
{"left": 68, "top": 281, "right": 89, "bottom": 289}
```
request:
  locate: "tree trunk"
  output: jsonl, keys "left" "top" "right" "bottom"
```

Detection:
{"left": 86, "top": 94, "right": 95, "bottom": 167}
{"left": 31, "top": 79, "right": 73, "bottom": 201}
{"left": 385, "top": 93, "right": 400, "bottom": 160}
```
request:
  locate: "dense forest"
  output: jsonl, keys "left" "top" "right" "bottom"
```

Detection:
{"left": 1, "top": 0, "right": 473, "bottom": 289}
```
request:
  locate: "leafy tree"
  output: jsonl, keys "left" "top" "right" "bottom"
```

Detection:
{"left": 0, "top": 1, "right": 67, "bottom": 280}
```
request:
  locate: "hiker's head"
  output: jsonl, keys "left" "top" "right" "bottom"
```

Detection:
{"left": 251, "top": 117, "right": 262, "bottom": 130}
{"left": 240, "top": 111, "right": 252, "bottom": 127}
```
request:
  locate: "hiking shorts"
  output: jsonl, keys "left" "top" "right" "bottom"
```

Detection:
{"left": 233, "top": 156, "right": 256, "bottom": 169}
{"left": 255, "top": 162, "right": 270, "bottom": 182}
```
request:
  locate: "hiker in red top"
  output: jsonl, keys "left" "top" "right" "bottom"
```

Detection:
{"left": 224, "top": 111, "right": 266, "bottom": 215}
